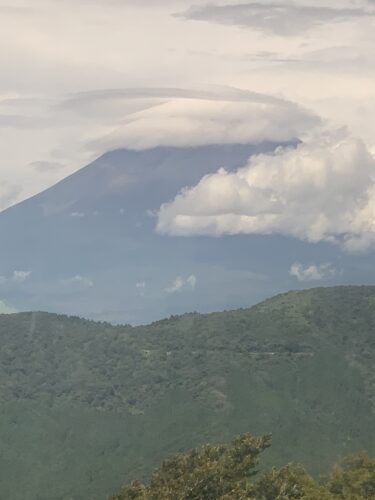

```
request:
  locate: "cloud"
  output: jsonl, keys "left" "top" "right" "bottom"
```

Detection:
{"left": 0, "top": 270, "right": 31, "bottom": 284}
{"left": 86, "top": 89, "right": 319, "bottom": 152}
{"left": 157, "top": 133, "right": 375, "bottom": 253}
{"left": 0, "top": 300, "right": 16, "bottom": 314}
{"left": 179, "top": 2, "right": 375, "bottom": 36}
{"left": 242, "top": 45, "right": 371, "bottom": 70}
{"left": 62, "top": 275, "right": 94, "bottom": 287}
{"left": 0, "top": 86, "right": 318, "bottom": 212}
{"left": 165, "top": 274, "right": 197, "bottom": 293}
{"left": 136, "top": 281, "right": 146, "bottom": 296}
{"left": 290, "top": 262, "right": 337, "bottom": 282}
{"left": 1, "top": 0, "right": 375, "bottom": 216}
{"left": 0, "top": 182, "right": 22, "bottom": 211}
{"left": 30, "top": 160, "right": 66, "bottom": 172}
{"left": 12, "top": 270, "right": 31, "bottom": 282}
{"left": 0, "top": 113, "right": 38, "bottom": 128}
{"left": 186, "top": 275, "right": 197, "bottom": 288}
{"left": 61, "top": 85, "right": 309, "bottom": 108}
{"left": 0, "top": 6, "right": 33, "bottom": 16}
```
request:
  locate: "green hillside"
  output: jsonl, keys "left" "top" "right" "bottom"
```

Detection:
{"left": 0, "top": 286, "right": 374, "bottom": 499}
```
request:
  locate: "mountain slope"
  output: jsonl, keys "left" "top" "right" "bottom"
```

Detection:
{"left": 0, "top": 141, "right": 353, "bottom": 325}
{"left": 0, "top": 286, "right": 374, "bottom": 499}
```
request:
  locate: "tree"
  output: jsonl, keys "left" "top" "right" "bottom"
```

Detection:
{"left": 254, "top": 465, "right": 333, "bottom": 499}
{"left": 110, "top": 434, "right": 375, "bottom": 500}
{"left": 326, "top": 452, "right": 375, "bottom": 499}
{"left": 111, "top": 434, "right": 271, "bottom": 499}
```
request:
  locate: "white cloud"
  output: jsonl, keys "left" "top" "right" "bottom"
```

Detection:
{"left": 12, "top": 270, "right": 31, "bottom": 282}
{"left": 136, "top": 281, "right": 146, "bottom": 296}
{"left": 0, "top": 300, "right": 16, "bottom": 314}
{"left": 186, "top": 275, "right": 197, "bottom": 288}
{"left": 62, "top": 275, "right": 94, "bottom": 287}
{"left": 165, "top": 274, "right": 197, "bottom": 293}
{"left": 0, "top": 270, "right": 31, "bottom": 284}
{"left": 87, "top": 91, "right": 318, "bottom": 152}
{"left": 157, "top": 133, "right": 375, "bottom": 253}
{"left": 290, "top": 262, "right": 337, "bottom": 282}
{"left": 165, "top": 276, "right": 185, "bottom": 293}
{"left": 0, "top": 182, "right": 22, "bottom": 212}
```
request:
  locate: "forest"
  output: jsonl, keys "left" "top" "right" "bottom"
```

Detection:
{"left": 0, "top": 286, "right": 374, "bottom": 499}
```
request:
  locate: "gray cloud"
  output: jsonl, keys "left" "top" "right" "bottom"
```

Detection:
{"left": 29, "top": 160, "right": 66, "bottom": 172}
{"left": 179, "top": 3, "right": 375, "bottom": 36}
{"left": 63, "top": 0, "right": 191, "bottom": 4}
{"left": 0, "top": 6, "right": 33, "bottom": 16}
{"left": 0, "top": 114, "right": 42, "bottom": 129}
{"left": 242, "top": 46, "right": 368, "bottom": 67}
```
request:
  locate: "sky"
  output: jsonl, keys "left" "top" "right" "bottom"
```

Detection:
{"left": 1, "top": 0, "right": 375, "bottom": 249}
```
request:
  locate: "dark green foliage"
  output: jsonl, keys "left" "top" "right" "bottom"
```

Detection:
{"left": 0, "top": 286, "right": 374, "bottom": 498}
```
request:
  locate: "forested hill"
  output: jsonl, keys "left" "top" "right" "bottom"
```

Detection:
{"left": 0, "top": 286, "right": 375, "bottom": 499}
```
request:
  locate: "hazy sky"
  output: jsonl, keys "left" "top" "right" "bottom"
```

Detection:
{"left": 1, "top": 0, "right": 375, "bottom": 250}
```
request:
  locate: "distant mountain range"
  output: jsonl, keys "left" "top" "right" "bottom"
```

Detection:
{"left": 0, "top": 286, "right": 374, "bottom": 499}
{"left": 1, "top": 141, "right": 368, "bottom": 325}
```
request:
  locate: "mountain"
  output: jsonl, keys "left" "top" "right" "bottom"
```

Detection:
{"left": 0, "top": 286, "right": 374, "bottom": 499}
{"left": 0, "top": 141, "right": 361, "bottom": 325}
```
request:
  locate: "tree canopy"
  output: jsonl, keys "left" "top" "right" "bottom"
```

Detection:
{"left": 111, "top": 433, "right": 375, "bottom": 499}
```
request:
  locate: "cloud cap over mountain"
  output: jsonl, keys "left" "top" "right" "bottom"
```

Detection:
{"left": 1, "top": 0, "right": 375, "bottom": 212}
{"left": 87, "top": 89, "right": 319, "bottom": 152}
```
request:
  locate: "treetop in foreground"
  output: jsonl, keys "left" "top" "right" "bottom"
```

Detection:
{"left": 111, "top": 433, "right": 375, "bottom": 499}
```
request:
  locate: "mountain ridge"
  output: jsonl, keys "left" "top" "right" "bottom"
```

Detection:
{"left": 5, "top": 283, "right": 373, "bottom": 323}
{"left": 0, "top": 141, "right": 347, "bottom": 325}
{"left": 0, "top": 285, "right": 374, "bottom": 499}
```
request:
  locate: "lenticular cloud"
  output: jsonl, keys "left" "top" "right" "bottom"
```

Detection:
{"left": 87, "top": 90, "right": 319, "bottom": 152}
